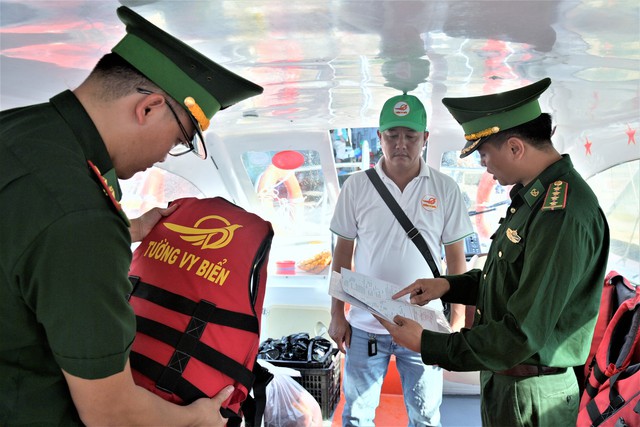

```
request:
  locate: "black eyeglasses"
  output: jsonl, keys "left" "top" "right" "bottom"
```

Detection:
{"left": 137, "top": 88, "right": 205, "bottom": 158}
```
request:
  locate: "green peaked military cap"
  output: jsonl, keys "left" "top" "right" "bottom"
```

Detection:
{"left": 112, "top": 6, "right": 263, "bottom": 134}
{"left": 442, "top": 78, "right": 551, "bottom": 158}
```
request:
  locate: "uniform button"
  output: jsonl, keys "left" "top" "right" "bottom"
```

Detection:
{"left": 484, "top": 273, "right": 487, "bottom": 279}
{"left": 498, "top": 251, "right": 503, "bottom": 257}
{"left": 510, "top": 208, "right": 516, "bottom": 214}
{"left": 476, "top": 309, "right": 481, "bottom": 316}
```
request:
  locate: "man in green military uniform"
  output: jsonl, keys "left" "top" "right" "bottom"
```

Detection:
{"left": 0, "top": 6, "right": 262, "bottom": 426}
{"left": 376, "top": 78, "right": 610, "bottom": 426}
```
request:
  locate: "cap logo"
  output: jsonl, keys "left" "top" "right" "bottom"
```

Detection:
{"left": 393, "top": 101, "right": 410, "bottom": 117}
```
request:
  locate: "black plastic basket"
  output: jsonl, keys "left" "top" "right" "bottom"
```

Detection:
{"left": 269, "top": 348, "right": 342, "bottom": 419}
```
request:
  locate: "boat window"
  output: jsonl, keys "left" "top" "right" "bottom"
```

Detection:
{"left": 440, "top": 150, "right": 511, "bottom": 253}
{"left": 119, "top": 166, "right": 204, "bottom": 219}
{"left": 241, "top": 149, "right": 334, "bottom": 277}
{"left": 331, "top": 127, "right": 382, "bottom": 187}
{"left": 441, "top": 153, "right": 639, "bottom": 284}
{"left": 587, "top": 160, "right": 639, "bottom": 284}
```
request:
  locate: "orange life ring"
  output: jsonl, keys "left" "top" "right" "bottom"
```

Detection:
{"left": 256, "top": 165, "right": 304, "bottom": 218}
{"left": 475, "top": 172, "right": 494, "bottom": 240}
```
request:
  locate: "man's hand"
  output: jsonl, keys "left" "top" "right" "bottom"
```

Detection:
{"left": 64, "top": 362, "right": 234, "bottom": 426}
{"left": 129, "top": 203, "right": 179, "bottom": 242}
{"left": 328, "top": 314, "right": 351, "bottom": 354}
{"left": 188, "top": 386, "right": 234, "bottom": 426}
{"left": 374, "top": 315, "right": 423, "bottom": 353}
{"left": 329, "top": 237, "right": 355, "bottom": 354}
{"left": 392, "top": 277, "right": 451, "bottom": 306}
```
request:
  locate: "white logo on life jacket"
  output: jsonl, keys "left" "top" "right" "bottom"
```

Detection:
{"left": 164, "top": 215, "right": 242, "bottom": 249}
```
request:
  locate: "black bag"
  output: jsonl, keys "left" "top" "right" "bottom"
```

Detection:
{"left": 258, "top": 333, "right": 333, "bottom": 365}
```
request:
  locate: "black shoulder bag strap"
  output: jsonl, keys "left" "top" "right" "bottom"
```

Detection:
{"left": 365, "top": 168, "right": 440, "bottom": 278}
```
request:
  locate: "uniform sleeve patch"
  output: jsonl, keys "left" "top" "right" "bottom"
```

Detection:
{"left": 541, "top": 180, "right": 568, "bottom": 211}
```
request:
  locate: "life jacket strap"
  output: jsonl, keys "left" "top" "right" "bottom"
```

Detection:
{"left": 132, "top": 314, "right": 255, "bottom": 395}
{"left": 129, "top": 277, "right": 259, "bottom": 333}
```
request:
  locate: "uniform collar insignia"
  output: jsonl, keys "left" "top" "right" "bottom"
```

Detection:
{"left": 101, "top": 168, "right": 122, "bottom": 201}
{"left": 88, "top": 161, "right": 130, "bottom": 227}
{"left": 524, "top": 179, "right": 544, "bottom": 207}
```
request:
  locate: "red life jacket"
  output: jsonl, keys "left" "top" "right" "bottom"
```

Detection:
{"left": 582, "top": 271, "right": 637, "bottom": 381}
{"left": 127, "top": 197, "right": 273, "bottom": 417}
{"left": 577, "top": 272, "right": 640, "bottom": 427}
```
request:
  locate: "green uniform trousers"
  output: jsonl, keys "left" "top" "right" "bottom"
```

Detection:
{"left": 480, "top": 369, "right": 579, "bottom": 426}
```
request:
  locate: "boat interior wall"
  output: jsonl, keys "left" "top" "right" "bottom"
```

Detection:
{"left": 260, "top": 304, "right": 332, "bottom": 343}
{"left": 1, "top": 0, "right": 638, "bottom": 182}
{"left": 208, "top": 131, "right": 340, "bottom": 211}
{"left": 3, "top": 0, "right": 638, "bottom": 401}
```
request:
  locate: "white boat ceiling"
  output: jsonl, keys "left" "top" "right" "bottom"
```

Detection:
{"left": 1, "top": 0, "right": 638, "bottom": 178}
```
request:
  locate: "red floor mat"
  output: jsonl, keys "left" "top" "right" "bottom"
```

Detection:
{"left": 331, "top": 356, "right": 408, "bottom": 426}
{"left": 331, "top": 393, "right": 408, "bottom": 426}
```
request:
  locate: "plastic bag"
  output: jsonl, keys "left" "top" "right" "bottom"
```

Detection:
{"left": 263, "top": 372, "right": 323, "bottom": 427}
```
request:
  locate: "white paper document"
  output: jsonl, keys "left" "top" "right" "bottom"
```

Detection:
{"left": 329, "top": 269, "right": 452, "bottom": 333}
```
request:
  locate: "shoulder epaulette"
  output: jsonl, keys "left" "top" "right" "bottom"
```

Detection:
{"left": 541, "top": 180, "right": 568, "bottom": 211}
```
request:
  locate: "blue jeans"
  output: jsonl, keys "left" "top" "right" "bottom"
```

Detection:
{"left": 342, "top": 326, "right": 443, "bottom": 426}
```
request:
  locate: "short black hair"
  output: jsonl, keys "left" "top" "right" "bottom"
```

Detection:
{"left": 486, "top": 113, "right": 553, "bottom": 150}
{"left": 87, "top": 53, "right": 159, "bottom": 100}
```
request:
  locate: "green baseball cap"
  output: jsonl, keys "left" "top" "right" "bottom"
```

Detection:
{"left": 442, "top": 78, "right": 552, "bottom": 158}
{"left": 379, "top": 94, "right": 427, "bottom": 132}
{"left": 112, "top": 6, "right": 263, "bottom": 159}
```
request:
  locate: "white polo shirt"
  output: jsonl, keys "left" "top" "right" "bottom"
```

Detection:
{"left": 330, "top": 158, "right": 474, "bottom": 334}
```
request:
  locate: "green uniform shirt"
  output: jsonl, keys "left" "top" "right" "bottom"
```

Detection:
{"left": 421, "top": 155, "right": 610, "bottom": 372}
{"left": 0, "top": 91, "right": 136, "bottom": 425}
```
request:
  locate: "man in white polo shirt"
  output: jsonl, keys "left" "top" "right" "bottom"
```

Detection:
{"left": 329, "top": 93, "right": 473, "bottom": 426}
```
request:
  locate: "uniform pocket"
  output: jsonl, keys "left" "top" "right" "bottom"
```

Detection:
{"left": 539, "top": 373, "right": 579, "bottom": 426}
{"left": 497, "top": 240, "right": 524, "bottom": 263}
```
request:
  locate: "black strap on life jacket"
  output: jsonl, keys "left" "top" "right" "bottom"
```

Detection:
{"left": 582, "top": 289, "right": 640, "bottom": 426}
{"left": 128, "top": 278, "right": 259, "bottom": 333}
{"left": 227, "top": 362, "right": 273, "bottom": 427}
{"left": 130, "top": 351, "right": 207, "bottom": 402}
{"left": 133, "top": 316, "right": 255, "bottom": 391}
{"left": 127, "top": 277, "right": 258, "bottom": 403}
{"left": 584, "top": 369, "right": 640, "bottom": 426}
